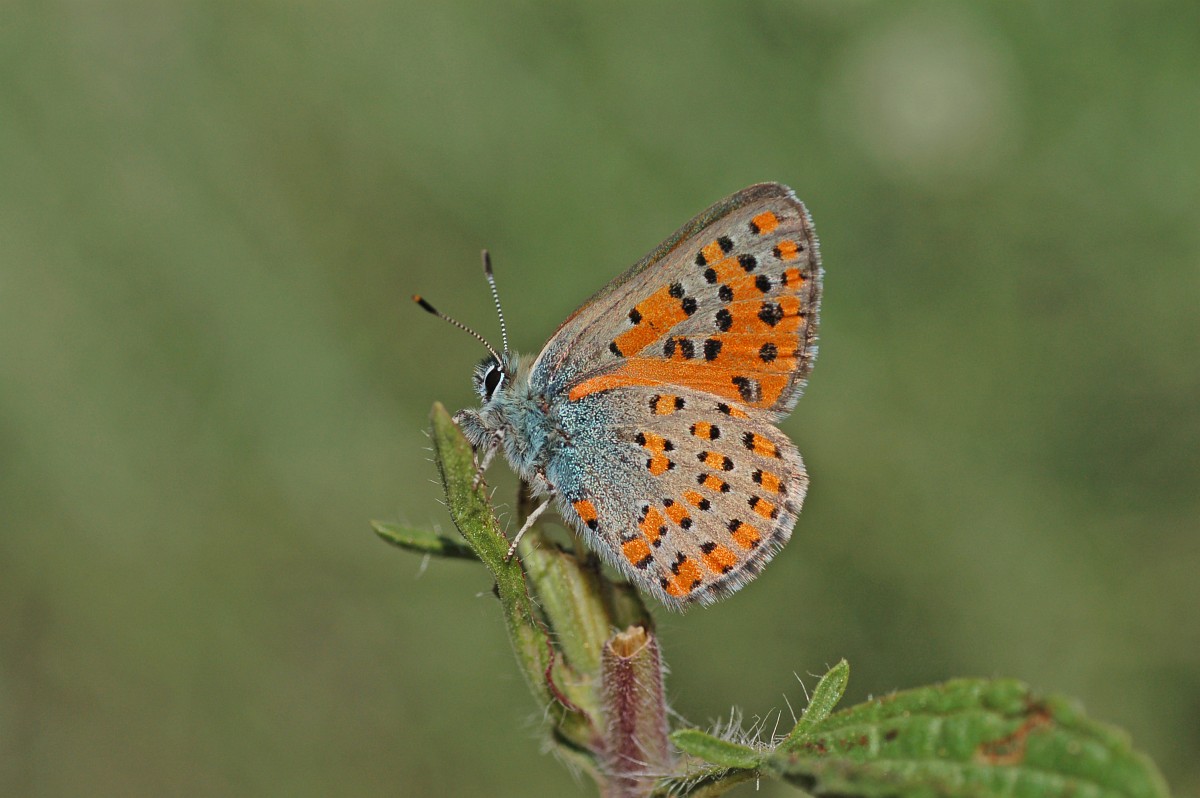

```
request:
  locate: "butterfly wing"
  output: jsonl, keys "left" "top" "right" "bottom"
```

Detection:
{"left": 529, "top": 183, "right": 821, "bottom": 606}
{"left": 546, "top": 383, "right": 806, "bottom": 608}
{"left": 529, "top": 182, "right": 822, "bottom": 421}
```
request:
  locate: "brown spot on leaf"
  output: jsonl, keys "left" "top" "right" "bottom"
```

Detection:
{"left": 800, "top": 739, "right": 828, "bottom": 755}
{"left": 975, "top": 704, "right": 1053, "bottom": 765}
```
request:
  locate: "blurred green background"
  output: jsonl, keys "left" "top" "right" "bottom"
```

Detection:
{"left": 2, "top": 2, "right": 1197, "bottom": 796}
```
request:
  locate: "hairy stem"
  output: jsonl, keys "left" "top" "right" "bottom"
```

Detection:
{"left": 601, "top": 626, "right": 673, "bottom": 798}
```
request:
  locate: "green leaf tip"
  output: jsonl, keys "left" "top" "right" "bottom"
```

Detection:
{"left": 767, "top": 676, "right": 1171, "bottom": 798}
{"left": 671, "top": 729, "right": 762, "bottom": 770}
{"left": 782, "top": 659, "right": 849, "bottom": 747}
{"left": 371, "top": 520, "right": 477, "bottom": 560}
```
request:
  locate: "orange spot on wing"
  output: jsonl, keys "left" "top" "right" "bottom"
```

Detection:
{"left": 647, "top": 454, "right": 672, "bottom": 475}
{"left": 699, "top": 473, "right": 727, "bottom": 493}
{"left": 622, "top": 537, "right": 653, "bottom": 568}
{"left": 653, "top": 394, "right": 681, "bottom": 415}
{"left": 573, "top": 499, "right": 596, "bottom": 521}
{"left": 745, "top": 433, "right": 780, "bottom": 458}
{"left": 613, "top": 285, "right": 692, "bottom": 356}
{"left": 639, "top": 431, "right": 670, "bottom": 452}
{"left": 663, "top": 500, "right": 691, "bottom": 528}
{"left": 664, "top": 556, "right": 703, "bottom": 597}
{"left": 701, "top": 544, "right": 739, "bottom": 574}
{"left": 572, "top": 499, "right": 598, "bottom": 528}
{"left": 776, "top": 240, "right": 800, "bottom": 260}
{"left": 640, "top": 506, "right": 667, "bottom": 544}
{"left": 751, "top": 496, "right": 778, "bottom": 520}
{"left": 683, "top": 490, "right": 708, "bottom": 509}
{"left": 701, "top": 240, "right": 726, "bottom": 264}
{"left": 752, "top": 211, "right": 779, "bottom": 234}
{"left": 729, "top": 520, "right": 762, "bottom": 550}
{"left": 691, "top": 421, "right": 718, "bottom": 439}
{"left": 753, "top": 469, "right": 785, "bottom": 494}
{"left": 568, "top": 370, "right": 643, "bottom": 401}
{"left": 720, "top": 261, "right": 810, "bottom": 311}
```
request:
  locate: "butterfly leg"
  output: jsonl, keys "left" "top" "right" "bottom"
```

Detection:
{"left": 505, "top": 497, "right": 551, "bottom": 560}
{"left": 452, "top": 408, "right": 498, "bottom": 489}
{"left": 472, "top": 432, "right": 503, "bottom": 490}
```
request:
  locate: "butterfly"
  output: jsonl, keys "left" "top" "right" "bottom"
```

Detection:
{"left": 415, "top": 183, "right": 822, "bottom": 609}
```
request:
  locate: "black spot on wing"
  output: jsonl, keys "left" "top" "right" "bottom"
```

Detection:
{"left": 732, "top": 376, "right": 761, "bottom": 403}
{"left": 758, "top": 302, "right": 784, "bottom": 327}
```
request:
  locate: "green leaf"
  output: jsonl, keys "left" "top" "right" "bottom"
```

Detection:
{"left": 781, "top": 659, "right": 850, "bottom": 748}
{"left": 766, "top": 677, "right": 1171, "bottom": 798}
{"left": 371, "top": 520, "right": 477, "bottom": 559}
{"left": 671, "top": 729, "right": 763, "bottom": 770}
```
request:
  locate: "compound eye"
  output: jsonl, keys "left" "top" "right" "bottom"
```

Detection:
{"left": 483, "top": 366, "right": 504, "bottom": 401}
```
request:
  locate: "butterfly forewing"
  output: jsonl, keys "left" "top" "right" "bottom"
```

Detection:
{"left": 531, "top": 183, "right": 821, "bottom": 419}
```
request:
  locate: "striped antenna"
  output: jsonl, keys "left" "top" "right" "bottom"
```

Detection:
{"left": 481, "top": 250, "right": 509, "bottom": 354}
{"left": 412, "top": 295, "right": 503, "bottom": 364}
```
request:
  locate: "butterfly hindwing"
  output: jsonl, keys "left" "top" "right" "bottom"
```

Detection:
{"left": 548, "top": 384, "right": 807, "bottom": 608}
{"left": 531, "top": 183, "right": 821, "bottom": 420}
